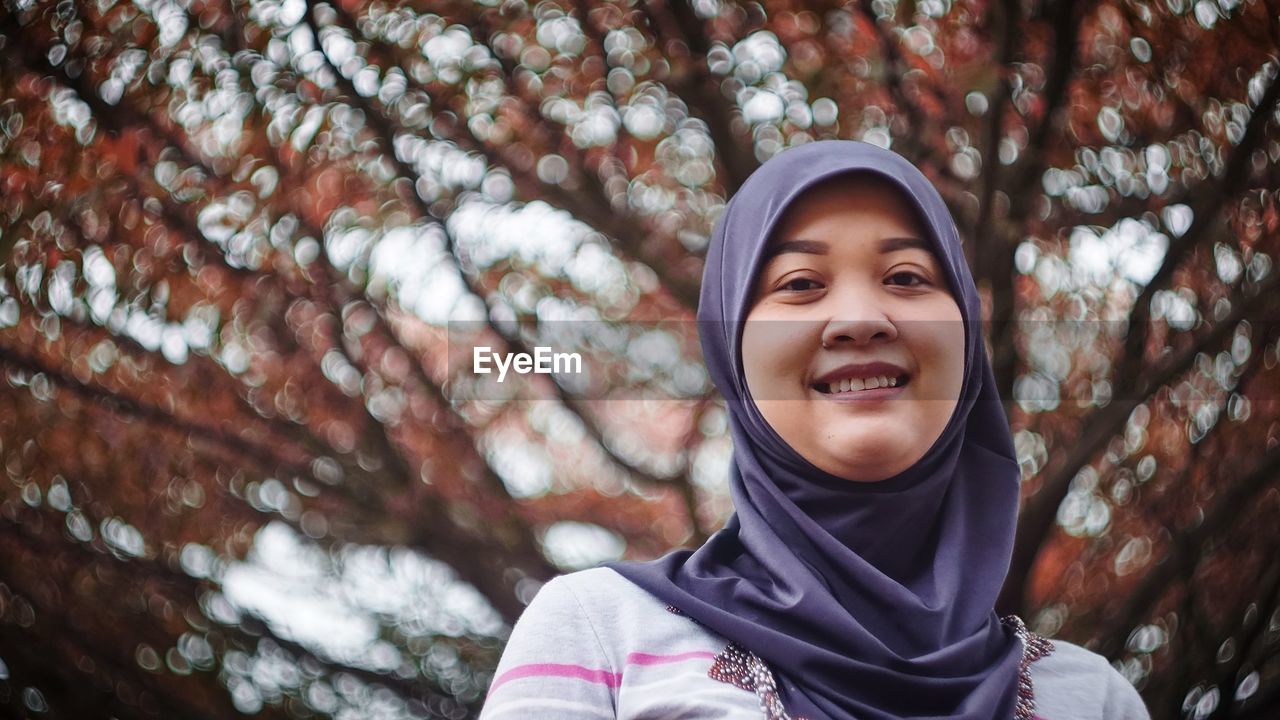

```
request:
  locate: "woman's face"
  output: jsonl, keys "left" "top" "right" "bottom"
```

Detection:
{"left": 740, "top": 175, "right": 965, "bottom": 482}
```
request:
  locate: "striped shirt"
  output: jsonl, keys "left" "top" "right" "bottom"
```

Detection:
{"left": 480, "top": 567, "right": 1150, "bottom": 720}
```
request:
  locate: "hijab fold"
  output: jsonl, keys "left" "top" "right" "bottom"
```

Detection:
{"left": 604, "top": 140, "right": 1025, "bottom": 720}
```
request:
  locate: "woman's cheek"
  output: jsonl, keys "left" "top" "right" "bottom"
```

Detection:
{"left": 745, "top": 314, "right": 819, "bottom": 366}
{"left": 742, "top": 321, "right": 812, "bottom": 441}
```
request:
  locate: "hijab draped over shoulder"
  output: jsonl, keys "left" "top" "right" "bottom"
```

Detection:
{"left": 604, "top": 140, "right": 1026, "bottom": 720}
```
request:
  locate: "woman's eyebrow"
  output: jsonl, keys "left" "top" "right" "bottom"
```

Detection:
{"left": 765, "top": 239, "right": 829, "bottom": 259}
{"left": 764, "top": 236, "right": 932, "bottom": 260}
{"left": 879, "top": 236, "right": 932, "bottom": 253}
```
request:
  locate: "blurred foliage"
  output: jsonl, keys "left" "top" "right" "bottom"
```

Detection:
{"left": 0, "top": 0, "right": 1279, "bottom": 717}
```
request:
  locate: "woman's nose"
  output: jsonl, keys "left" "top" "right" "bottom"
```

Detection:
{"left": 819, "top": 301, "right": 897, "bottom": 347}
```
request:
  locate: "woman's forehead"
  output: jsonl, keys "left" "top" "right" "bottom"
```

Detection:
{"left": 773, "top": 175, "right": 927, "bottom": 232}
{"left": 767, "top": 178, "right": 933, "bottom": 253}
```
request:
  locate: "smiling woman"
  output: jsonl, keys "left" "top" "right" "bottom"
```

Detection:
{"left": 479, "top": 141, "right": 1151, "bottom": 720}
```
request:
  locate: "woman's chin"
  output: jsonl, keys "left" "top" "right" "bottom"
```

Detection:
{"left": 810, "top": 443, "right": 919, "bottom": 483}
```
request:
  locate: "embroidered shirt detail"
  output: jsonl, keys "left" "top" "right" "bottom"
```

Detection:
{"left": 666, "top": 605, "right": 1055, "bottom": 720}
{"left": 1000, "top": 614, "right": 1055, "bottom": 720}
{"left": 708, "top": 640, "right": 808, "bottom": 720}
{"left": 668, "top": 605, "right": 807, "bottom": 720}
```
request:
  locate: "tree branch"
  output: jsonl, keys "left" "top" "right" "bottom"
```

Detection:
{"left": 1003, "top": 269, "right": 1280, "bottom": 614}
{"left": 1096, "top": 439, "right": 1280, "bottom": 659}
{"left": 649, "top": 0, "right": 758, "bottom": 193}
{"left": 1114, "top": 66, "right": 1280, "bottom": 394}
{"left": 987, "top": 0, "right": 1095, "bottom": 399}
{"left": 306, "top": 5, "right": 710, "bottom": 535}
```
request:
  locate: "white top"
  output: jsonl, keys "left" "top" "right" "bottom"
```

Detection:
{"left": 479, "top": 566, "right": 1151, "bottom": 720}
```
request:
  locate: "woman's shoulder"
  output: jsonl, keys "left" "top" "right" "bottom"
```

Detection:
{"left": 514, "top": 567, "right": 668, "bottom": 633}
{"left": 549, "top": 566, "right": 674, "bottom": 613}
{"left": 1030, "top": 638, "right": 1151, "bottom": 720}
{"left": 503, "top": 567, "right": 724, "bottom": 654}
{"left": 525, "top": 566, "right": 716, "bottom": 651}
{"left": 484, "top": 569, "right": 763, "bottom": 719}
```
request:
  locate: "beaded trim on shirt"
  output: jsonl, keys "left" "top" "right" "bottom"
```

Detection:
{"left": 668, "top": 605, "right": 807, "bottom": 720}
{"left": 1000, "top": 614, "right": 1055, "bottom": 720}
{"left": 666, "top": 605, "right": 1053, "bottom": 720}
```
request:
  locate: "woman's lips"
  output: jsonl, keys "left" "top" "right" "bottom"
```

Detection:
{"left": 811, "top": 376, "right": 910, "bottom": 402}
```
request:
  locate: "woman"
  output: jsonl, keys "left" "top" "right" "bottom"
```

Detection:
{"left": 479, "top": 140, "right": 1150, "bottom": 719}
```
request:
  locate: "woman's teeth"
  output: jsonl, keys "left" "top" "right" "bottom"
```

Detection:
{"left": 822, "top": 376, "right": 901, "bottom": 394}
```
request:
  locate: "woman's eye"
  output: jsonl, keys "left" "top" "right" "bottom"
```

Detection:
{"left": 780, "top": 277, "right": 822, "bottom": 292}
{"left": 886, "top": 271, "right": 926, "bottom": 287}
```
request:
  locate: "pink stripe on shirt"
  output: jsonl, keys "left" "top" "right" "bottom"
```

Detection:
{"left": 625, "top": 650, "right": 717, "bottom": 665}
{"left": 489, "top": 651, "right": 717, "bottom": 696}
{"left": 489, "top": 663, "right": 623, "bottom": 695}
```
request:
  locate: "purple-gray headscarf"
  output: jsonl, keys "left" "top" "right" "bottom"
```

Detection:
{"left": 605, "top": 140, "right": 1025, "bottom": 719}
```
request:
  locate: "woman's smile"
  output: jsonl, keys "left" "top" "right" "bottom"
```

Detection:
{"left": 810, "top": 360, "right": 910, "bottom": 399}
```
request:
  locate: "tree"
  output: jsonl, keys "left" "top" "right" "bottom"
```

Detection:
{"left": 1, "top": 0, "right": 1278, "bottom": 717}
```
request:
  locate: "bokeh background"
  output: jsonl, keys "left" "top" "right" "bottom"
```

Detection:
{"left": 1, "top": 0, "right": 1279, "bottom": 717}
